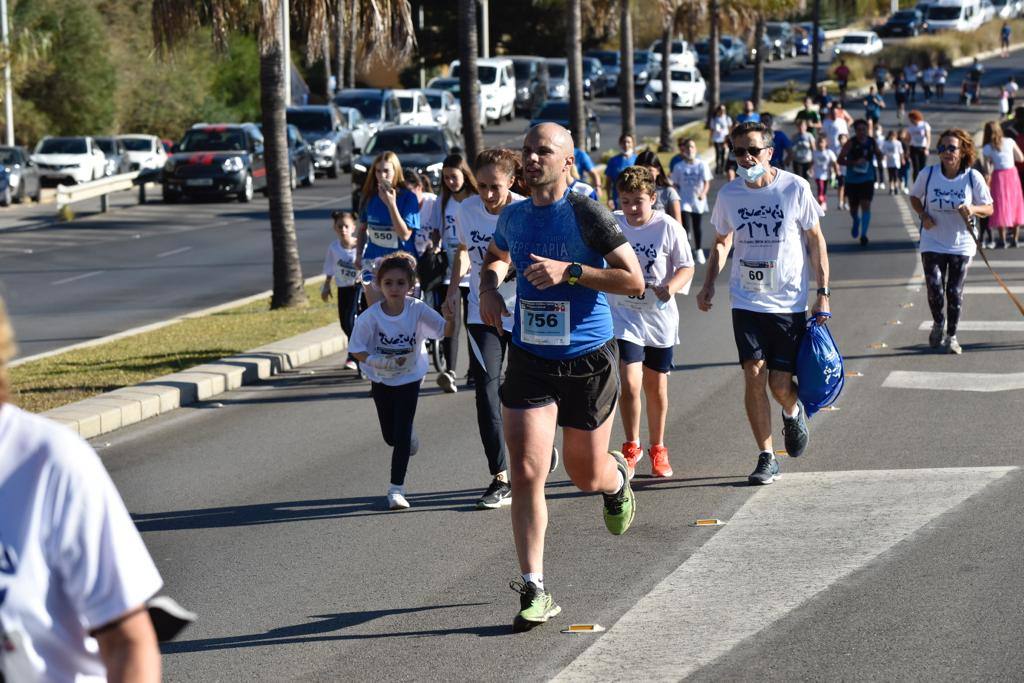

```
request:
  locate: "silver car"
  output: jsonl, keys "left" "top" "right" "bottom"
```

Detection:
{"left": 286, "top": 105, "right": 353, "bottom": 177}
{"left": 421, "top": 89, "right": 462, "bottom": 141}
{"left": 0, "top": 146, "right": 41, "bottom": 202}
{"left": 336, "top": 106, "right": 373, "bottom": 154}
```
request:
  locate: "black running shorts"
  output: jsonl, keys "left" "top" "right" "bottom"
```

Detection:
{"left": 731, "top": 308, "right": 806, "bottom": 373}
{"left": 617, "top": 339, "right": 674, "bottom": 373}
{"left": 845, "top": 180, "right": 875, "bottom": 204}
{"left": 500, "top": 340, "right": 618, "bottom": 431}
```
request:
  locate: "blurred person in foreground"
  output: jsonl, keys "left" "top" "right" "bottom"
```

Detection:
{"left": 0, "top": 295, "right": 162, "bottom": 682}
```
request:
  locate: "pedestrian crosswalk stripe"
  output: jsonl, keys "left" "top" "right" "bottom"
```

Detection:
{"left": 882, "top": 370, "right": 1024, "bottom": 392}
{"left": 916, "top": 320, "right": 1024, "bottom": 331}
{"left": 964, "top": 285, "right": 1024, "bottom": 294}
{"left": 554, "top": 468, "right": 1015, "bottom": 682}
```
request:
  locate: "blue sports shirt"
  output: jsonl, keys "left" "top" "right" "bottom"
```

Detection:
{"left": 360, "top": 189, "right": 421, "bottom": 260}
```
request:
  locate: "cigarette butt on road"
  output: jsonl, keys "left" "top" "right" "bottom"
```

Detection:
{"left": 899, "top": 302, "right": 915, "bottom": 308}
{"left": 868, "top": 342, "right": 888, "bottom": 349}
{"left": 775, "top": 449, "right": 788, "bottom": 456}
{"left": 846, "top": 371, "right": 864, "bottom": 377}
{"left": 561, "top": 624, "right": 606, "bottom": 634}
{"left": 821, "top": 405, "right": 841, "bottom": 412}
{"left": 885, "top": 320, "right": 903, "bottom": 326}
{"left": 692, "top": 518, "right": 725, "bottom": 527}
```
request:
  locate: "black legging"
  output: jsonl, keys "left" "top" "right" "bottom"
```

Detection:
{"left": 370, "top": 380, "right": 421, "bottom": 486}
{"left": 432, "top": 286, "right": 469, "bottom": 373}
{"left": 714, "top": 142, "right": 727, "bottom": 175}
{"left": 467, "top": 323, "right": 509, "bottom": 476}
{"left": 792, "top": 161, "right": 812, "bottom": 180}
{"left": 337, "top": 285, "right": 359, "bottom": 363}
{"left": 682, "top": 211, "right": 704, "bottom": 252}
{"left": 910, "top": 146, "right": 928, "bottom": 182}
{"left": 921, "top": 252, "right": 970, "bottom": 336}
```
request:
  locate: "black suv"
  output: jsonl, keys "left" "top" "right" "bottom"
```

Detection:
{"left": 878, "top": 9, "right": 924, "bottom": 37}
{"left": 162, "top": 123, "right": 266, "bottom": 203}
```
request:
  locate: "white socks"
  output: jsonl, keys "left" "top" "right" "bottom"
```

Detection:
{"left": 523, "top": 572, "right": 544, "bottom": 589}
{"left": 388, "top": 484, "right": 405, "bottom": 495}
{"left": 784, "top": 403, "right": 800, "bottom": 418}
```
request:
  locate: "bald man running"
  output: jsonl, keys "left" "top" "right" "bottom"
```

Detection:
{"left": 480, "top": 123, "right": 645, "bottom": 632}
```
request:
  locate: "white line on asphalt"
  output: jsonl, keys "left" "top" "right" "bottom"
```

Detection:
{"left": 554, "top": 467, "right": 1015, "bottom": 682}
{"left": 981, "top": 260, "right": 1024, "bottom": 268}
{"left": 882, "top": 371, "right": 1024, "bottom": 392}
{"left": 51, "top": 270, "right": 104, "bottom": 285}
{"left": 964, "top": 285, "right": 1024, "bottom": 294}
{"left": 156, "top": 246, "right": 192, "bottom": 259}
{"left": 916, "top": 320, "right": 1024, "bottom": 331}
{"left": 895, "top": 195, "right": 923, "bottom": 291}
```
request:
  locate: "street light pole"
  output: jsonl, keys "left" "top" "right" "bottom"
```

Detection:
{"left": 281, "top": 0, "right": 291, "bottom": 105}
{"left": 1, "top": 0, "right": 13, "bottom": 145}
{"left": 479, "top": 0, "right": 489, "bottom": 58}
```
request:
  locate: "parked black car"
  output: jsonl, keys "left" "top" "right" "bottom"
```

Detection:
{"left": 765, "top": 22, "right": 796, "bottom": 60}
{"left": 94, "top": 136, "right": 131, "bottom": 176}
{"left": 286, "top": 105, "right": 353, "bottom": 178}
{"left": 162, "top": 123, "right": 266, "bottom": 203}
{"left": 582, "top": 57, "right": 606, "bottom": 99}
{"left": 695, "top": 40, "right": 738, "bottom": 76}
{"left": 256, "top": 123, "right": 315, "bottom": 188}
{"left": 0, "top": 146, "right": 41, "bottom": 203}
{"left": 633, "top": 49, "right": 659, "bottom": 90}
{"left": 529, "top": 100, "right": 601, "bottom": 152}
{"left": 509, "top": 56, "right": 549, "bottom": 117}
{"left": 350, "top": 125, "right": 459, "bottom": 210}
{"left": 877, "top": 9, "right": 925, "bottom": 37}
{"left": 586, "top": 50, "right": 621, "bottom": 95}
{"left": 332, "top": 89, "right": 401, "bottom": 138}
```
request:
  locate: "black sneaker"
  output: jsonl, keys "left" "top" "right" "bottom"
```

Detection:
{"left": 748, "top": 452, "right": 781, "bottom": 485}
{"left": 511, "top": 579, "right": 561, "bottom": 632}
{"left": 477, "top": 477, "right": 512, "bottom": 509}
{"left": 928, "top": 323, "right": 943, "bottom": 349}
{"left": 782, "top": 400, "right": 809, "bottom": 458}
{"left": 549, "top": 446, "right": 560, "bottom": 473}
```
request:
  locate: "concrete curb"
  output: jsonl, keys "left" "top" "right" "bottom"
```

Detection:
{"left": 41, "top": 323, "right": 347, "bottom": 439}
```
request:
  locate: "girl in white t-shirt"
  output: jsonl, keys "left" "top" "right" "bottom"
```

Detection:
{"left": 611, "top": 166, "right": 695, "bottom": 480}
{"left": 348, "top": 253, "right": 446, "bottom": 509}
{"left": 708, "top": 105, "right": 733, "bottom": 175}
{"left": 321, "top": 210, "right": 361, "bottom": 370}
{"left": 812, "top": 134, "right": 839, "bottom": 209}
{"left": 882, "top": 130, "right": 905, "bottom": 195}
{"left": 668, "top": 139, "right": 712, "bottom": 264}
{"left": 910, "top": 129, "right": 994, "bottom": 355}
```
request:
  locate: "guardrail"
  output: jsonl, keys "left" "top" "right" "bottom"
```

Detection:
{"left": 56, "top": 169, "right": 162, "bottom": 214}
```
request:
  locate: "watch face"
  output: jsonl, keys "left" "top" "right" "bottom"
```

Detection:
{"left": 569, "top": 263, "right": 583, "bottom": 279}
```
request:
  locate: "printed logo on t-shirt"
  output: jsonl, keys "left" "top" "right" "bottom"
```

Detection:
{"left": 629, "top": 241, "right": 661, "bottom": 275}
{"left": 468, "top": 228, "right": 493, "bottom": 262}
{"left": 0, "top": 542, "right": 16, "bottom": 575}
{"left": 737, "top": 203, "right": 785, "bottom": 240}
{"left": 378, "top": 331, "right": 415, "bottom": 350}
{"left": 931, "top": 186, "right": 966, "bottom": 211}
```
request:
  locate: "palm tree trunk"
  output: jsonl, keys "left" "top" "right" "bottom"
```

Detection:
{"left": 322, "top": 32, "right": 333, "bottom": 100}
{"left": 458, "top": 0, "right": 483, "bottom": 162}
{"left": 566, "top": 0, "right": 585, "bottom": 148}
{"left": 658, "top": 20, "right": 673, "bottom": 151}
{"left": 334, "top": 0, "right": 344, "bottom": 93}
{"left": 706, "top": 0, "right": 720, "bottom": 125}
{"left": 809, "top": 0, "right": 822, "bottom": 95}
{"left": 345, "top": 0, "right": 357, "bottom": 87}
{"left": 619, "top": 0, "right": 635, "bottom": 139}
{"left": 752, "top": 16, "right": 765, "bottom": 108}
{"left": 262, "top": 17, "right": 306, "bottom": 310}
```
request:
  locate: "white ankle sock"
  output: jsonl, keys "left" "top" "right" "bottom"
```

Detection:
{"left": 388, "top": 484, "right": 404, "bottom": 495}
{"left": 523, "top": 572, "right": 543, "bottom": 589}
{"left": 784, "top": 403, "right": 799, "bottom": 418}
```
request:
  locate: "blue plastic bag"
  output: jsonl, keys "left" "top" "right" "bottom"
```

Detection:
{"left": 796, "top": 313, "right": 844, "bottom": 418}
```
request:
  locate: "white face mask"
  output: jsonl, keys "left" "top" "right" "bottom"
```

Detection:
{"left": 737, "top": 162, "right": 767, "bottom": 182}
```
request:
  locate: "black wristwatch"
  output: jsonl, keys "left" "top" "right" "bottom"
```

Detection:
{"left": 567, "top": 262, "right": 583, "bottom": 286}
{"left": 817, "top": 287, "right": 831, "bottom": 298}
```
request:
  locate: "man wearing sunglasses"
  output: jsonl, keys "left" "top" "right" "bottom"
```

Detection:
{"left": 697, "top": 121, "right": 831, "bottom": 485}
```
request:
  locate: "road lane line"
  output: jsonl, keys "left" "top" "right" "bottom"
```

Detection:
{"left": 156, "top": 246, "right": 192, "bottom": 259}
{"left": 895, "top": 195, "right": 923, "bottom": 290}
{"left": 964, "top": 285, "right": 1024, "bottom": 294}
{"left": 981, "top": 260, "right": 1024, "bottom": 268}
{"left": 916, "top": 320, "right": 1024, "bottom": 331}
{"left": 554, "top": 468, "right": 1015, "bottom": 682}
{"left": 882, "top": 371, "right": 1024, "bottom": 392}
{"left": 51, "top": 270, "right": 104, "bottom": 285}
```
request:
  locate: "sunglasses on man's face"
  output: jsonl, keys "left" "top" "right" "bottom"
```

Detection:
{"left": 733, "top": 145, "right": 773, "bottom": 158}
{"left": 937, "top": 144, "right": 961, "bottom": 154}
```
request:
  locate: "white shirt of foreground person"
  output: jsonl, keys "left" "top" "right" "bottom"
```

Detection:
{"left": 710, "top": 169, "right": 825, "bottom": 313}
{"left": 0, "top": 405, "right": 162, "bottom": 682}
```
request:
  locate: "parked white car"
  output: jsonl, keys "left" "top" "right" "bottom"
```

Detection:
{"left": 31, "top": 136, "right": 107, "bottom": 185}
{"left": 832, "top": 31, "right": 884, "bottom": 58}
{"left": 422, "top": 88, "right": 462, "bottom": 140}
{"left": 924, "top": 0, "right": 984, "bottom": 31}
{"left": 648, "top": 38, "right": 698, "bottom": 69}
{"left": 449, "top": 57, "right": 516, "bottom": 123}
{"left": 394, "top": 89, "right": 436, "bottom": 126}
{"left": 117, "top": 134, "right": 168, "bottom": 171}
{"left": 643, "top": 67, "right": 707, "bottom": 108}
{"left": 336, "top": 106, "right": 373, "bottom": 153}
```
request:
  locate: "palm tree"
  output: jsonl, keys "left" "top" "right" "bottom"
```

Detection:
{"left": 345, "top": 0, "right": 357, "bottom": 87}
{"left": 751, "top": 14, "right": 766, "bottom": 107}
{"left": 706, "top": 0, "right": 720, "bottom": 125}
{"left": 658, "top": 0, "right": 675, "bottom": 151}
{"left": 333, "top": 0, "right": 344, "bottom": 93}
{"left": 566, "top": 0, "right": 586, "bottom": 149}
{"left": 457, "top": 0, "right": 482, "bottom": 162}
{"left": 152, "top": 0, "right": 414, "bottom": 309}
{"left": 809, "top": 0, "right": 822, "bottom": 94}
{"left": 619, "top": 0, "right": 635, "bottom": 139}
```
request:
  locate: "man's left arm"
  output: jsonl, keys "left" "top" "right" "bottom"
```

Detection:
{"left": 805, "top": 223, "right": 831, "bottom": 321}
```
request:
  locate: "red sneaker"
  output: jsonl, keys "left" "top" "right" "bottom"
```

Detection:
{"left": 620, "top": 442, "right": 643, "bottom": 480}
{"left": 649, "top": 445, "right": 674, "bottom": 478}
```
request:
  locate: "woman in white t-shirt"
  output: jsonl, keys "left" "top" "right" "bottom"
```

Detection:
{"left": 668, "top": 139, "right": 712, "bottom": 264}
{"left": 910, "top": 128, "right": 994, "bottom": 354}
{"left": 708, "top": 105, "right": 733, "bottom": 175}
{"left": 424, "top": 154, "right": 478, "bottom": 392}
{"left": 349, "top": 254, "right": 446, "bottom": 509}
{"left": 907, "top": 110, "right": 931, "bottom": 181}
{"left": 881, "top": 130, "right": 905, "bottom": 195}
{"left": 611, "top": 166, "right": 694, "bottom": 480}
{"left": 443, "top": 148, "right": 526, "bottom": 509}
{"left": 0, "top": 297, "right": 163, "bottom": 681}
{"left": 981, "top": 120, "right": 1024, "bottom": 248}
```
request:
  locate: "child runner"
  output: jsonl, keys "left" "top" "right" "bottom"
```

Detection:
{"left": 669, "top": 137, "right": 713, "bottom": 264}
{"left": 812, "top": 134, "right": 839, "bottom": 210}
{"left": 612, "top": 167, "right": 694, "bottom": 479}
{"left": 791, "top": 118, "right": 816, "bottom": 181}
{"left": 635, "top": 149, "right": 682, "bottom": 224}
{"left": 935, "top": 64, "right": 948, "bottom": 100}
{"left": 836, "top": 132, "right": 850, "bottom": 210}
{"left": 348, "top": 253, "right": 446, "bottom": 510}
{"left": 426, "top": 154, "right": 479, "bottom": 392}
{"left": 882, "top": 129, "right": 905, "bottom": 195}
{"left": 321, "top": 210, "right": 361, "bottom": 371}
{"left": 708, "top": 104, "right": 733, "bottom": 175}
{"left": 356, "top": 152, "right": 421, "bottom": 308}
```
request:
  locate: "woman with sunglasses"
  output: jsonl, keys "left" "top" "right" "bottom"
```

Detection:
{"left": 910, "top": 129, "right": 994, "bottom": 355}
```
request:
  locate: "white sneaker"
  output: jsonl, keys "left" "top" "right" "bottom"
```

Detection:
{"left": 695, "top": 248, "right": 706, "bottom": 264}
{"left": 902, "top": 186, "right": 910, "bottom": 195}
{"left": 436, "top": 370, "right": 458, "bottom": 393}
{"left": 945, "top": 335, "right": 963, "bottom": 355}
{"left": 344, "top": 359, "right": 358, "bottom": 371}
{"left": 386, "top": 487, "right": 411, "bottom": 510}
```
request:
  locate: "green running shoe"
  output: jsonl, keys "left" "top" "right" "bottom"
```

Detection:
{"left": 603, "top": 451, "right": 636, "bottom": 535}
{"left": 510, "top": 579, "right": 561, "bottom": 632}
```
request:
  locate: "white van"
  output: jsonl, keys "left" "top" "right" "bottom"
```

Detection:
{"left": 924, "top": 0, "right": 984, "bottom": 31}
{"left": 449, "top": 57, "right": 516, "bottom": 123}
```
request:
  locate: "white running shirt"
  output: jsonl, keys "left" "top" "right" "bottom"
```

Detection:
{"left": 982, "top": 138, "right": 1017, "bottom": 172}
{"left": 455, "top": 193, "right": 526, "bottom": 329}
{"left": 348, "top": 297, "right": 446, "bottom": 385}
{"left": 912, "top": 166, "right": 992, "bottom": 257}
{"left": 322, "top": 239, "right": 359, "bottom": 287}
{"left": 711, "top": 169, "right": 825, "bottom": 313}
{"left": 909, "top": 121, "right": 931, "bottom": 148}
{"left": 812, "top": 148, "right": 837, "bottom": 181}
{"left": 0, "top": 406, "right": 163, "bottom": 683}
{"left": 670, "top": 158, "right": 713, "bottom": 213}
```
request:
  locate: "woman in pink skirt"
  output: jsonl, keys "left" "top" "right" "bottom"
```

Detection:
{"left": 982, "top": 121, "right": 1024, "bottom": 248}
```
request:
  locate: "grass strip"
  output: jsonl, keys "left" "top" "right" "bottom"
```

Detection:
{"left": 11, "top": 282, "right": 339, "bottom": 414}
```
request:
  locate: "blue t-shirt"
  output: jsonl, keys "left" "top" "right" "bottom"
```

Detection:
{"left": 359, "top": 190, "right": 420, "bottom": 260}
{"left": 574, "top": 148, "right": 595, "bottom": 175}
{"left": 844, "top": 136, "right": 877, "bottom": 183}
{"left": 492, "top": 190, "right": 627, "bottom": 360}
{"left": 605, "top": 152, "right": 637, "bottom": 208}
{"left": 669, "top": 153, "right": 684, "bottom": 172}
{"left": 770, "top": 131, "right": 792, "bottom": 167}
{"left": 736, "top": 112, "right": 761, "bottom": 124}
{"left": 864, "top": 94, "right": 883, "bottom": 119}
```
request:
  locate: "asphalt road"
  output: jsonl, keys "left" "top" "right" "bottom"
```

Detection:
{"left": 83, "top": 52, "right": 1024, "bottom": 679}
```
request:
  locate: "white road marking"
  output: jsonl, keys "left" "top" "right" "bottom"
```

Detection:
{"left": 882, "top": 371, "right": 1024, "bottom": 392}
{"left": 555, "top": 468, "right": 1015, "bottom": 682}
{"left": 895, "top": 195, "right": 923, "bottom": 290}
{"left": 51, "top": 270, "right": 104, "bottom": 285}
{"left": 981, "top": 260, "right": 1024, "bottom": 268}
{"left": 156, "top": 246, "right": 192, "bottom": 259}
{"left": 916, "top": 320, "right": 1024, "bottom": 331}
{"left": 964, "top": 285, "right": 1024, "bottom": 294}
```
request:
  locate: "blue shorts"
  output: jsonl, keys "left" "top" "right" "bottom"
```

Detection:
{"left": 617, "top": 340, "right": 674, "bottom": 373}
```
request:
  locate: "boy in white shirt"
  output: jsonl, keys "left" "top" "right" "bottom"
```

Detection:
{"left": 612, "top": 167, "right": 695, "bottom": 479}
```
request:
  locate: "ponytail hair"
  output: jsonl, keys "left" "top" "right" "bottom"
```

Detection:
{"left": 475, "top": 148, "right": 527, "bottom": 195}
